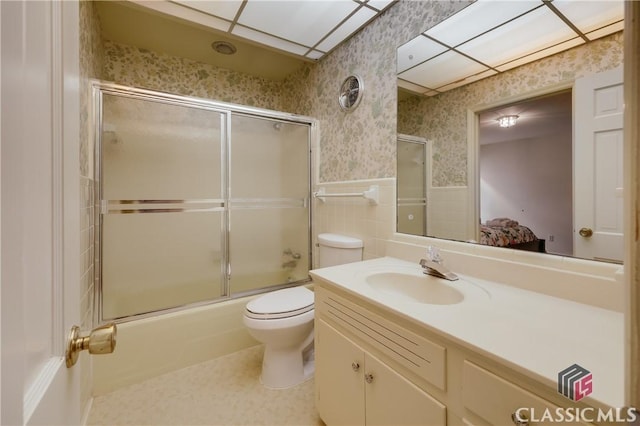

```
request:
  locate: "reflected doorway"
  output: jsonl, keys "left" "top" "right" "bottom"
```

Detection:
{"left": 478, "top": 90, "right": 572, "bottom": 255}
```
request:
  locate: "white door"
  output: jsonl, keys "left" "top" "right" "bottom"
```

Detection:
{"left": 574, "top": 66, "right": 624, "bottom": 263}
{"left": 1, "top": 1, "right": 82, "bottom": 424}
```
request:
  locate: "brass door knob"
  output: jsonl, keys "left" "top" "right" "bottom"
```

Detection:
{"left": 579, "top": 227, "right": 593, "bottom": 238}
{"left": 511, "top": 411, "right": 530, "bottom": 426}
{"left": 66, "top": 323, "right": 117, "bottom": 368}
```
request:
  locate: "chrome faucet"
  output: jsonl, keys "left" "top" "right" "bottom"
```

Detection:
{"left": 419, "top": 246, "right": 459, "bottom": 281}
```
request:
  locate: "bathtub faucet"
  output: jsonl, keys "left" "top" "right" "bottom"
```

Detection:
{"left": 282, "top": 248, "right": 301, "bottom": 269}
{"left": 283, "top": 248, "right": 301, "bottom": 260}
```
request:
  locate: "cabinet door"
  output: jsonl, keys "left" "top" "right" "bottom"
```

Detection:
{"left": 316, "top": 319, "right": 366, "bottom": 426}
{"left": 365, "top": 351, "right": 447, "bottom": 426}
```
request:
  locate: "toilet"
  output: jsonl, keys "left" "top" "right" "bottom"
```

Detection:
{"left": 243, "top": 233, "right": 363, "bottom": 389}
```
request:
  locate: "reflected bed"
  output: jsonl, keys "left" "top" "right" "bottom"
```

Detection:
{"left": 480, "top": 224, "right": 546, "bottom": 253}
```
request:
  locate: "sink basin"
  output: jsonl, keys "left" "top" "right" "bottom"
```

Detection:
{"left": 365, "top": 272, "right": 464, "bottom": 305}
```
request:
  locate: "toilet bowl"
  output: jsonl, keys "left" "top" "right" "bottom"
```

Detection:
{"left": 243, "top": 286, "right": 315, "bottom": 389}
{"left": 244, "top": 233, "right": 363, "bottom": 389}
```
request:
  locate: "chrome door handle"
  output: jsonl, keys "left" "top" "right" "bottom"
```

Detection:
{"left": 66, "top": 323, "right": 117, "bottom": 368}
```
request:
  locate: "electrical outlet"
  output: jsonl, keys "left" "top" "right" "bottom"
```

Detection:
{"left": 548, "top": 235, "right": 555, "bottom": 242}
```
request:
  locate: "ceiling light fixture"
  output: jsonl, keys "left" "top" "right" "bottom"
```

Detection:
{"left": 211, "top": 41, "right": 237, "bottom": 55}
{"left": 497, "top": 115, "right": 519, "bottom": 128}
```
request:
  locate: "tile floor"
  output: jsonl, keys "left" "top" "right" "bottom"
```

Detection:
{"left": 88, "top": 345, "right": 323, "bottom": 426}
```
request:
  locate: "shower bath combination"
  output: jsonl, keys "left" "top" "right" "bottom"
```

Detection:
{"left": 92, "top": 82, "right": 315, "bottom": 323}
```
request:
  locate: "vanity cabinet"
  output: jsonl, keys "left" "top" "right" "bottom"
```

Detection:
{"left": 461, "top": 361, "right": 592, "bottom": 426}
{"left": 314, "top": 282, "right": 599, "bottom": 426}
{"left": 315, "top": 286, "right": 447, "bottom": 426}
{"left": 316, "top": 319, "right": 446, "bottom": 426}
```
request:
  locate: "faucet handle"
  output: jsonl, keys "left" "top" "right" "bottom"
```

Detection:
{"left": 426, "top": 245, "right": 442, "bottom": 263}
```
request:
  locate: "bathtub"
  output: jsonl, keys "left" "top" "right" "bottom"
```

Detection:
{"left": 92, "top": 296, "right": 258, "bottom": 395}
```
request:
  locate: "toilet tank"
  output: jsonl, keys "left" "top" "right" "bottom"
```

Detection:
{"left": 318, "top": 233, "right": 363, "bottom": 268}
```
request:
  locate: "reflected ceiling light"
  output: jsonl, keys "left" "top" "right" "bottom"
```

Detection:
{"left": 497, "top": 115, "right": 519, "bottom": 128}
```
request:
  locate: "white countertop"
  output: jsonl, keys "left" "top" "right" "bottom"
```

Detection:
{"left": 310, "top": 256, "right": 625, "bottom": 409}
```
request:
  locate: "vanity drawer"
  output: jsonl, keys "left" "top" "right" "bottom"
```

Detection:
{"left": 316, "top": 287, "right": 446, "bottom": 390}
{"left": 462, "top": 361, "right": 590, "bottom": 426}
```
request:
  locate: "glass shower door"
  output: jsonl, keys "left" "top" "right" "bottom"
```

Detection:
{"left": 229, "top": 115, "right": 310, "bottom": 294}
{"left": 100, "top": 93, "right": 226, "bottom": 320}
{"left": 397, "top": 137, "right": 427, "bottom": 236}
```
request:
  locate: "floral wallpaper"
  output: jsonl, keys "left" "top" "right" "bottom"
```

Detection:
{"left": 80, "top": 0, "right": 104, "bottom": 178}
{"left": 84, "top": 0, "right": 623, "bottom": 187}
{"left": 102, "top": 41, "right": 284, "bottom": 111}
{"left": 398, "top": 32, "right": 624, "bottom": 187}
{"left": 97, "top": 1, "right": 468, "bottom": 184}
{"left": 281, "top": 1, "right": 470, "bottom": 183}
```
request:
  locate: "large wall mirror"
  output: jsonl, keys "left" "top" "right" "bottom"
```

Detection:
{"left": 396, "top": 0, "right": 624, "bottom": 263}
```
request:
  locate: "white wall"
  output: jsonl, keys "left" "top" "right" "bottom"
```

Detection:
{"left": 480, "top": 128, "right": 572, "bottom": 255}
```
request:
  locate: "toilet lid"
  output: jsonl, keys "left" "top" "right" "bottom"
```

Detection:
{"left": 245, "top": 287, "right": 314, "bottom": 320}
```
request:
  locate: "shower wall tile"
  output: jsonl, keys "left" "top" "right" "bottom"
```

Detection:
{"left": 79, "top": 175, "right": 96, "bottom": 420}
{"left": 427, "top": 187, "right": 469, "bottom": 241}
{"left": 313, "top": 178, "right": 395, "bottom": 264}
{"left": 80, "top": 0, "right": 103, "bottom": 418}
{"left": 102, "top": 40, "right": 285, "bottom": 111}
{"left": 79, "top": 176, "right": 95, "bottom": 330}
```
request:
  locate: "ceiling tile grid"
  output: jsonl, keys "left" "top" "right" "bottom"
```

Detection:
{"left": 167, "top": 0, "right": 395, "bottom": 60}
{"left": 397, "top": 0, "right": 624, "bottom": 97}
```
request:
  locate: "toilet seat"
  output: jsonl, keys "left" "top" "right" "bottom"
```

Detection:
{"left": 245, "top": 287, "right": 314, "bottom": 320}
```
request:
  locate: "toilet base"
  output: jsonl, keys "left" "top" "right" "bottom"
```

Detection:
{"left": 260, "top": 345, "right": 315, "bottom": 389}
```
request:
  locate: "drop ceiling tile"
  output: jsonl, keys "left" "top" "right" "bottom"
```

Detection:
{"left": 435, "top": 69, "right": 497, "bottom": 92}
{"left": 425, "top": 0, "right": 542, "bottom": 47}
{"left": 316, "top": 7, "right": 376, "bottom": 51}
{"left": 131, "top": 1, "right": 231, "bottom": 32}
{"left": 397, "top": 35, "right": 448, "bottom": 74}
{"left": 398, "top": 50, "right": 489, "bottom": 90}
{"left": 232, "top": 25, "right": 310, "bottom": 56}
{"left": 238, "top": 0, "right": 360, "bottom": 48}
{"left": 585, "top": 21, "right": 624, "bottom": 41}
{"left": 495, "top": 37, "right": 584, "bottom": 72}
{"left": 423, "top": 89, "right": 440, "bottom": 97}
{"left": 366, "top": 0, "right": 395, "bottom": 12}
{"left": 306, "top": 50, "right": 324, "bottom": 60}
{"left": 456, "top": 6, "right": 575, "bottom": 68}
{"left": 552, "top": 0, "right": 624, "bottom": 35}
{"left": 397, "top": 79, "right": 433, "bottom": 94}
{"left": 171, "top": 0, "right": 242, "bottom": 21}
